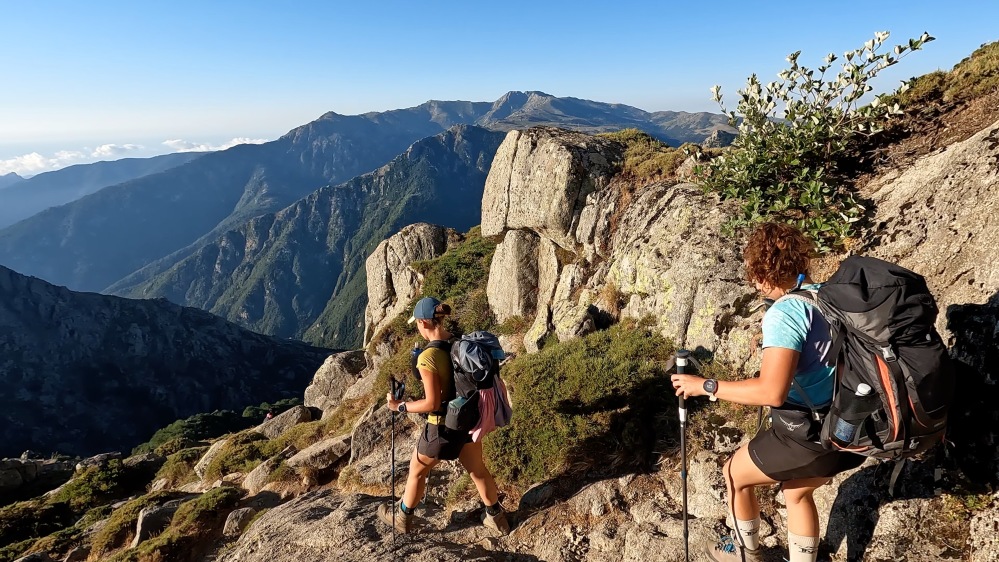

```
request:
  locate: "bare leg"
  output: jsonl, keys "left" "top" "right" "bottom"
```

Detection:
{"left": 401, "top": 447, "right": 438, "bottom": 509}
{"left": 457, "top": 440, "right": 499, "bottom": 505}
{"left": 781, "top": 477, "right": 829, "bottom": 537}
{"left": 724, "top": 443, "right": 779, "bottom": 522}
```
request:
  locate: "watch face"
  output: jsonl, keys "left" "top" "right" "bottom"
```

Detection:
{"left": 703, "top": 379, "right": 718, "bottom": 393}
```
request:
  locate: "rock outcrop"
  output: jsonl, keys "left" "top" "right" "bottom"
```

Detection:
{"left": 363, "top": 223, "right": 451, "bottom": 345}
{"left": 863, "top": 118, "right": 999, "bottom": 345}
{"left": 862, "top": 117, "right": 999, "bottom": 494}
{"left": 303, "top": 350, "right": 369, "bottom": 416}
{"left": 0, "top": 458, "right": 74, "bottom": 500}
{"left": 486, "top": 230, "right": 539, "bottom": 322}
{"left": 481, "top": 128, "right": 758, "bottom": 362}
{"left": 702, "top": 129, "right": 737, "bottom": 148}
{"left": 254, "top": 405, "right": 312, "bottom": 440}
{"left": 219, "top": 491, "right": 511, "bottom": 562}
{"left": 482, "top": 127, "right": 623, "bottom": 250}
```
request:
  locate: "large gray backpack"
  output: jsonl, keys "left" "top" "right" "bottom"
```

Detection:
{"left": 784, "top": 256, "right": 954, "bottom": 461}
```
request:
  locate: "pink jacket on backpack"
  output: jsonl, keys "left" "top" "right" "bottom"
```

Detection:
{"left": 470, "top": 376, "right": 512, "bottom": 443}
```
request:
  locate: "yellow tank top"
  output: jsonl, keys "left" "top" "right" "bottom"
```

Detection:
{"left": 417, "top": 345, "right": 453, "bottom": 409}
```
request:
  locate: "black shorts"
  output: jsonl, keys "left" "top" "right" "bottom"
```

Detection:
{"left": 416, "top": 422, "right": 469, "bottom": 461}
{"left": 748, "top": 407, "right": 866, "bottom": 481}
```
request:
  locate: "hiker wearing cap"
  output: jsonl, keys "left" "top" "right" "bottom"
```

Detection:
{"left": 377, "top": 296, "right": 510, "bottom": 535}
{"left": 670, "top": 223, "right": 864, "bottom": 562}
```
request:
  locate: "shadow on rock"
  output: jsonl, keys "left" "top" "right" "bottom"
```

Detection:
{"left": 943, "top": 294, "right": 999, "bottom": 489}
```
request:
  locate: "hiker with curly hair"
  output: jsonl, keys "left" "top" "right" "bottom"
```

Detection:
{"left": 377, "top": 296, "right": 510, "bottom": 536}
{"left": 671, "top": 222, "right": 864, "bottom": 562}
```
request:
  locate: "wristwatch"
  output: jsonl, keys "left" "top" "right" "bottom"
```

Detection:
{"left": 397, "top": 402, "right": 408, "bottom": 414}
{"left": 703, "top": 379, "right": 719, "bottom": 402}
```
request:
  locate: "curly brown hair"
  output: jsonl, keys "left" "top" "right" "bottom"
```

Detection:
{"left": 743, "top": 222, "right": 815, "bottom": 288}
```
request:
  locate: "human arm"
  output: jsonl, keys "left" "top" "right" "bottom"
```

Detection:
{"left": 387, "top": 365, "right": 442, "bottom": 413}
{"left": 670, "top": 346, "right": 798, "bottom": 407}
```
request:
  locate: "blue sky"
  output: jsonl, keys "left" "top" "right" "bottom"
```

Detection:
{"left": 1, "top": 0, "right": 996, "bottom": 175}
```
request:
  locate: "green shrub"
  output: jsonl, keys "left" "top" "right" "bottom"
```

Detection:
{"left": 412, "top": 226, "right": 496, "bottom": 303}
{"left": 173, "top": 486, "right": 242, "bottom": 527}
{"left": 698, "top": 31, "right": 934, "bottom": 251}
{"left": 0, "top": 501, "right": 74, "bottom": 556}
{"left": 22, "top": 524, "right": 82, "bottom": 557}
{"left": 78, "top": 503, "right": 115, "bottom": 527}
{"left": 153, "top": 437, "right": 196, "bottom": 457}
{"left": 893, "top": 40, "right": 999, "bottom": 110}
{"left": 90, "top": 492, "right": 180, "bottom": 559}
{"left": 446, "top": 473, "right": 474, "bottom": 507}
{"left": 454, "top": 288, "right": 495, "bottom": 335}
{"left": 51, "top": 460, "right": 147, "bottom": 511}
{"left": 599, "top": 128, "right": 688, "bottom": 181}
{"left": 940, "top": 40, "right": 999, "bottom": 103}
{"left": 105, "top": 487, "right": 242, "bottom": 562}
{"left": 495, "top": 315, "right": 531, "bottom": 335}
{"left": 240, "top": 398, "right": 302, "bottom": 421}
{"left": 484, "top": 322, "right": 678, "bottom": 485}
{"left": 0, "top": 538, "right": 35, "bottom": 562}
{"left": 201, "top": 432, "right": 280, "bottom": 482}
{"left": 133, "top": 410, "right": 252, "bottom": 455}
{"left": 4, "top": 502, "right": 118, "bottom": 561}
{"left": 316, "top": 395, "right": 375, "bottom": 438}
{"left": 154, "top": 446, "right": 208, "bottom": 488}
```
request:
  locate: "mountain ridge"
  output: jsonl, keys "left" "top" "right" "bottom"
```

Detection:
{"left": 0, "top": 152, "right": 204, "bottom": 228}
{"left": 0, "top": 264, "right": 331, "bottom": 458}
{"left": 113, "top": 125, "right": 506, "bottom": 348}
{"left": 0, "top": 91, "right": 732, "bottom": 297}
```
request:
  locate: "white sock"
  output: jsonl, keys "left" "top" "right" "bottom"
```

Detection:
{"left": 735, "top": 517, "right": 761, "bottom": 551}
{"left": 788, "top": 531, "right": 820, "bottom": 562}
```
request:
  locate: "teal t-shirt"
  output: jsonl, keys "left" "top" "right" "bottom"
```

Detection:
{"left": 761, "top": 284, "right": 834, "bottom": 407}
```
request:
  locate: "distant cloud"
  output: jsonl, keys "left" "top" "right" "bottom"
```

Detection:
{"left": 0, "top": 144, "right": 146, "bottom": 176}
{"left": 162, "top": 137, "right": 268, "bottom": 153}
{"left": 0, "top": 150, "right": 86, "bottom": 176}
{"left": 0, "top": 138, "right": 268, "bottom": 176}
{"left": 91, "top": 143, "right": 143, "bottom": 157}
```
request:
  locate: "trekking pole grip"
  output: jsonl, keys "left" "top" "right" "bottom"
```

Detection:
{"left": 676, "top": 349, "right": 690, "bottom": 415}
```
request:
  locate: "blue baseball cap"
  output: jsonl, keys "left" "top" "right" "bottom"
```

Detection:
{"left": 408, "top": 297, "right": 443, "bottom": 324}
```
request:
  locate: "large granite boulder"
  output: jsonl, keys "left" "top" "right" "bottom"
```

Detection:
{"left": 863, "top": 117, "right": 999, "bottom": 343}
{"left": 486, "top": 229, "right": 540, "bottom": 323}
{"left": 303, "top": 350, "right": 369, "bottom": 417}
{"left": 363, "top": 223, "right": 451, "bottom": 345}
{"left": 481, "top": 127, "right": 624, "bottom": 249}
{"left": 286, "top": 435, "right": 352, "bottom": 474}
{"left": 481, "top": 127, "right": 756, "bottom": 363}
{"left": 254, "top": 405, "right": 312, "bottom": 440}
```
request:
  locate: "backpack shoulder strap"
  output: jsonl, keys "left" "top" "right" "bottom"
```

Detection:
{"left": 425, "top": 339, "right": 452, "bottom": 351}
{"left": 774, "top": 290, "right": 817, "bottom": 307}
{"left": 776, "top": 290, "right": 844, "bottom": 368}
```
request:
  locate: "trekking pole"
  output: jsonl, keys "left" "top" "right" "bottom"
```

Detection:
{"left": 676, "top": 349, "right": 691, "bottom": 562}
{"left": 390, "top": 378, "right": 405, "bottom": 546}
{"left": 665, "top": 349, "right": 705, "bottom": 562}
